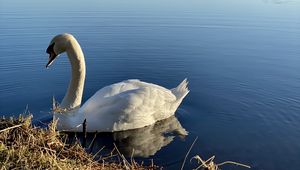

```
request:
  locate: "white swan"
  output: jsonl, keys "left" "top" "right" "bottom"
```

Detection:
{"left": 46, "top": 33, "right": 189, "bottom": 132}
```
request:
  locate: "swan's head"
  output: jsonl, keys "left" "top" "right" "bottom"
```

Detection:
{"left": 46, "top": 33, "right": 74, "bottom": 68}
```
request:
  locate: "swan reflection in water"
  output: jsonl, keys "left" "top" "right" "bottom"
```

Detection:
{"left": 71, "top": 116, "right": 187, "bottom": 158}
{"left": 113, "top": 116, "right": 187, "bottom": 157}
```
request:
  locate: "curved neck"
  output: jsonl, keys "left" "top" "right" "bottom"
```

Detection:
{"left": 60, "top": 38, "right": 86, "bottom": 110}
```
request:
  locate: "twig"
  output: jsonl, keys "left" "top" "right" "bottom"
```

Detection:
{"left": 82, "top": 119, "right": 87, "bottom": 148}
{"left": 218, "top": 161, "right": 251, "bottom": 168}
{"left": 88, "top": 132, "right": 98, "bottom": 153}
{"left": 181, "top": 136, "right": 198, "bottom": 170}
{"left": 151, "top": 159, "right": 154, "bottom": 168}
{"left": 52, "top": 96, "right": 56, "bottom": 111}
{"left": 0, "top": 124, "right": 23, "bottom": 133}
{"left": 130, "top": 148, "right": 135, "bottom": 166}
{"left": 113, "top": 143, "right": 131, "bottom": 169}
{"left": 93, "top": 146, "right": 106, "bottom": 160}
{"left": 191, "top": 154, "right": 251, "bottom": 170}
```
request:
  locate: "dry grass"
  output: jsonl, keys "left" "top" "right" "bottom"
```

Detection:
{"left": 182, "top": 137, "right": 251, "bottom": 170}
{"left": 0, "top": 115, "right": 159, "bottom": 170}
{"left": 190, "top": 155, "right": 251, "bottom": 170}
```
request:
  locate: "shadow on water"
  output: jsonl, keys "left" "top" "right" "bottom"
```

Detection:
{"left": 65, "top": 116, "right": 187, "bottom": 158}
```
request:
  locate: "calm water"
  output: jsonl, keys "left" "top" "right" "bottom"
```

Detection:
{"left": 1, "top": 0, "right": 300, "bottom": 169}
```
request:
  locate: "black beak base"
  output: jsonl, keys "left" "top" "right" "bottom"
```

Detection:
{"left": 46, "top": 43, "right": 57, "bottom": 68}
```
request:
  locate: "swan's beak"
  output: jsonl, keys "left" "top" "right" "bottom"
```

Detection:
{"left": 46, "top": 42, "right": 57, "bottom": 68}
{"left": 46, "top": 52, "right": 57, "bottom": 68}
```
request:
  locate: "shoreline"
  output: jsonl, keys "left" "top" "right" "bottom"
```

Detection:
{"left": 0, "top": 115, "right": 158, "bottom": 170}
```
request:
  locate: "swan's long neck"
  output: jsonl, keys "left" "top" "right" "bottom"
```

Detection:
{"left": 60, "top": 38, "right": 86, "bottom": 110}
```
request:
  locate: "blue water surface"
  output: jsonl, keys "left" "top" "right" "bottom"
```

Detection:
{"left": 0, "top": 0, "right": 300, "bottom": 169}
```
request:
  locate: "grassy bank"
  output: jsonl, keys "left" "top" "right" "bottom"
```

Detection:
{"left": 0, "top": 115, "right": 251, "bottom": 170}
{"left": 0, "top": 115, "right": 158, "bottom": 170}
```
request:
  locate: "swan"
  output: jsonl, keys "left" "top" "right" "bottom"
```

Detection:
{"left": 46, "top": 33, "right": 189, "bottom": 132}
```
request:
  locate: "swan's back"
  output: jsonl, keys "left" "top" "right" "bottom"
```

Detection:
{"left": 78, "top": 79, "right": 189, "bottom": 132}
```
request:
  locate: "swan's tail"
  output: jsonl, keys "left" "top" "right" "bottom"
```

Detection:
{"left": 171, "top": 78, "right": 190, "bottom": 100}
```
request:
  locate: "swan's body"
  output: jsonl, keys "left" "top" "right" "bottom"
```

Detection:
{"left": 46, "top": 33, "right": 189, "bottom": 132}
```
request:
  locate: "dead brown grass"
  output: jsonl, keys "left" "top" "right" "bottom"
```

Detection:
{"left": 0, "top": 115, "right": 159, "bottom": 170}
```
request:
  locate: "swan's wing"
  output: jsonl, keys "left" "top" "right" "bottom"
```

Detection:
{"left": 115, "top": 86, "right": 176, "bottom": 127}
{"left": 80, "top": 79, "right": 177, "bottom": 131}
{"left": 79, "top": 79, "right": 149, "bottom": 112}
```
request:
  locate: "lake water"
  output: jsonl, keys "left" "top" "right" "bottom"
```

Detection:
{"left": 1, "top": 0, "right": 300, "bottom": 169}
